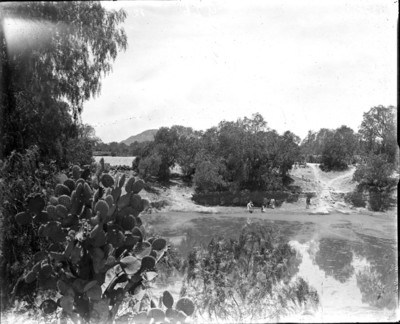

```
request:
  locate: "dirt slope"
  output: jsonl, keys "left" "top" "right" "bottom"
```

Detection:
{"left": 289, "top": 163, "right": 357, "bottom": 214}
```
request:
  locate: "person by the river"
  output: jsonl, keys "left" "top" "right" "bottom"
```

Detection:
{"left": 270, "top": 198, "right": 275, "bottom": 209}
{"left": 247, "top": 201, "right": 254, "bottom": 213}
{"left": 306, "top": 196, "right": 311, "bottom": 209}
{"left": 263, "top": 197, "right": 270, "bottom": 209}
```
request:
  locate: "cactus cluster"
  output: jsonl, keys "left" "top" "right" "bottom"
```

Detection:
{"left": 14, "top": 159, "right": 193, "bottom": 323}
{"left": 123, "top": 290, "right": 195, "bottom": 324}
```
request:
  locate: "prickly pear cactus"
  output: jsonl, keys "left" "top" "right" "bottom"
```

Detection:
{"left": 13, "top": 162, "right": 184, "bottom": 323}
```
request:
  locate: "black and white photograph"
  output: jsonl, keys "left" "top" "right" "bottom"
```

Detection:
{"left": 0, "top": 1, "right": 398, "bottom": 323}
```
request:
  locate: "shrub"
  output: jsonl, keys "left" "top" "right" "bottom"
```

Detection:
{"left": 193, "top": 160, "right": 226, "bottom": 193}
{"left": 353, "top": 154, "right": 397, "bottom": 211}
{"left": 6, "top": 159, "right": 194, "bottom": 323}
{"left": 138, "top": 153, "right": 161, "bottom": 180}
{"left": 344, "top": 190, "right": 366, "bottom": 208}
{"left": 180, "top": 224, "right": 319, "bottom": 322}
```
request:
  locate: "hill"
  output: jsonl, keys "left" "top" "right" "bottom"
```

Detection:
{"left": 120, "top": 129, "right": 158, "bottom": 145}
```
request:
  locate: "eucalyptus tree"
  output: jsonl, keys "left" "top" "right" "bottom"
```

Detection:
{"left": 0, "top": 2, "right": 127, "bottom": 160}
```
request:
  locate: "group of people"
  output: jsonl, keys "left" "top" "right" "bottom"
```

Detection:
{"left": 247, "top": 198, "right": 276, "bottom": 213}
{"left": 247, "top": 196, "right": 312, "bottom": 213}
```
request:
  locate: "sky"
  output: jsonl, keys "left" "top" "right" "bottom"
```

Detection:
{"left": 81, "top": 0, "right": 397, "bottom": 143}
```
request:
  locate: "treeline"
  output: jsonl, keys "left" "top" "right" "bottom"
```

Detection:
{"left": 300, "top": 105, "right": 397, "bottom": 171}
{"left": 131, "top": 106, "right": 398, "bottom": 211}
{"left": 95, "top": 141, "right": 150, "bottom": 157}
{"left": 133, "top": 113, "right": 301, "bottom": 193}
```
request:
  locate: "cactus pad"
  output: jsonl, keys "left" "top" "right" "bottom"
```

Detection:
{"left": 176, "top": 297, "right": 195, "bottom": 316}
{"left": 55, "top": 184, "right": 71, "bottom": 197}
{"left": 152, "top": 238, "right": 167, "bottom": 251}
{"left": 104, "top": 195, "right": 114, "bottom": 208}
{"left": 49, "top": 196, "right": 58, "bottom": 206}
{"left": 131, "top": 179, "right": 144, "bottom": 194}
{"left": 125, "top": 177, "right": 135, "bottom": 193}
{"left": 40, "top": 299, "right": 58, "bottom": 314}
{"left": 64, "top": 179, "right": 76, "bottom": 192}
{"left": 95, "top": 200, "right": 109, "bottom": 220}
{"left": 118, "top": 174, "right": 126, "bottom": 188}
{"left": 130, "top": 194, "right": 142, "bottom": 211}
{"left": 147, "top": 308, "right": 165, "bottom": 322}
{"left": 56, "top": 204, "right": 69, "bottom": 219}
{"left": 163, "top": 290, "right": 174, "bottom": 309}
{"left": 121, "top": 215, "right": 136, "bottom": 231}
{"left": 117, "top": 193, "right": 130, "bottom": 210}
{"left": 100, "top": 174, "right": 114, "bottom": 188}
{"left": 58, "top": 195, "right": 72, "bottom": 210}
{"left": 120, "top": 255, "right": 141, "bottom": 275}
{"left": 141, "top": 255, "right": 156, "bottom": 271}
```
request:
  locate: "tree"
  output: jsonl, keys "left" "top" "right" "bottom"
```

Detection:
{"left": 138, "top": 153, "right": 162, "bottom": 180}
{"left": 276, "top": 131, "right": 301, "bottom": 178}
{"left": 353, "top": 154, "right": 397, "bottom": 211}
{"left": 0, "top": 2, "right": 127, "bottom": 159}
{"left": 300, "top": 128, "right": 335, "bottom": 161}
{"left": 193, "top": 160, "right": 226, "bottom": 193}
{"left": 64, "top": 124, "right": 99, "bottom": 167}
{"left": 320, "top": 126, "right": 358, "bottom": 171}
{"left": 358, "top": 106, "right": 397, "bottom": 164}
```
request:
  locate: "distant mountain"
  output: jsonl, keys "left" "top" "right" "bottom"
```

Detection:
{"left": 120, "top": 129, "right": 158, "bottom": 145}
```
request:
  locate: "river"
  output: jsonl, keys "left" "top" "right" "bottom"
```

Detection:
{"left": 93, "top": 156, "right": 136, "bottom": 166}
{"left": 143, "top": 209, "right": 398, "bottom": 322}
{"left": 94, "top": 157, "right": 398, "bottom": 321}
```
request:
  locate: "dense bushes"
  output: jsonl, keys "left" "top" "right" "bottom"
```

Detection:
{"left": 136, "top": 114, "right": 301, "bottom": 193}
{"left": 352, "top": 155, "right": 397, "bottom": 211}
{"left": 0, "top": 146, "right": 58, "bottom": 311}
{"left": 192, "top": 160, "right": 227, "bottom": 193}
{"left": 344, "top": 191, "right": 366, "bottom": 208}
{"left": 138, "top": 153, "right": 162, "bottom": 180}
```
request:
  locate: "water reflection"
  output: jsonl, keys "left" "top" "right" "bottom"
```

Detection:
{"left": 291, "top": 235, "right": 398, "bottom": 322}
{"left": 305, "top": 235, "right": 398, "bottom": 311}
{"left": 313, "top": 238, "right": 355, "bottom": 283}
{"left": 149, "top": 215, "right": 398, "bottom": 321}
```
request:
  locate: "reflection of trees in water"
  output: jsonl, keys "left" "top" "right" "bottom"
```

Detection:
{"left": 352, "top": 234, "right": 398, "bottom": 310}
{"left": 313, "top": 238, "right": 355, "bottom": 283}
{"left": 309, "top": 234, "right": 398, "bottom": 310}
{"left": 181, "top": 224, "right": 318, "bottom": 322}
{"left": 356, "top": 266, "right": 398, "bottom": 310}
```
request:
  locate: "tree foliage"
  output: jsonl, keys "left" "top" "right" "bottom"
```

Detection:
{"left": 358, "top": 105, "right": 397, "bottom": 164}
{"left": 0, "top": 1, "right": 127, "bottom": 161}
{"left": 136, "top": 113, "right": 301, "bottom": 192}
{"left": 320, "top": 126, "right": 359, "bottom": 171}
{"left": 353, "top": 154, "right": 397, "bottom": 211}
{"left": 349, "top": 105, "right": 398, "bottom": 211}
